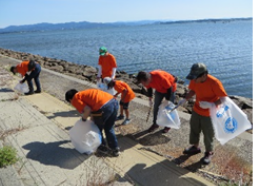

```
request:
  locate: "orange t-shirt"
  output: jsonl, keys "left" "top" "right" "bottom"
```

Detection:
{"left": 145, "top": 70, "right": 177, "bottom": 93}
{"left": 71, "top": 89, "right": 113, "bottom": 113}
{"left": 189, "top": 74, "right": 227, "bottom": 117}
{"left": 16, "top": 61, "right": 29, "bottom": 76}
{"left": 114, "top": 80, "right": 136, "bottom": 103}
{"left": 98, "top": 53, "right": 117, "bottom": 78}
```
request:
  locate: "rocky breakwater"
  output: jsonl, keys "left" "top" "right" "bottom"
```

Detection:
{"left": 0, "top": 48, "right": 252, "bottom": 129}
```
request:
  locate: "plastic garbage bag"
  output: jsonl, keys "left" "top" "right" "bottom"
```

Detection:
{"left": 69, "top": 120, "right": 102, "bottom": 154}
{"left": 209, "top": 97, "right": 252, "bottom": 145}
{"left": 157, "top": 100, "right": 181, "bottom": 129}
{"left": 97, "top": 82, "right": 116, "bottom": 95}
{"left": 14, "top": 82, "right": 29, "bottom": 93}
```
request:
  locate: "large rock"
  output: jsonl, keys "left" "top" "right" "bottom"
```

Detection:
{"left": 48, "top": 65, "right": 64, "bottom": 72}
{"left": 229, "top": 95, "right": 253, "bottom": 109}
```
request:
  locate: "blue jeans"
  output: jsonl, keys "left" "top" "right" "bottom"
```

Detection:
{"left": 26, "top": 63, "right": 41, "bottom": 92}
{"left": 99, "top": 99, "right": 119, "bottom": 149}
{"left": 153, "top": 90, "right": 175, "bottom": 125}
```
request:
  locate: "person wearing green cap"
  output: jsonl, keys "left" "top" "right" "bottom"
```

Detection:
{"left": 178, "top": 63, "right": 227, "bottom": 165}
{"left": 97, "top": 47, "right": 117, "bottom": 82}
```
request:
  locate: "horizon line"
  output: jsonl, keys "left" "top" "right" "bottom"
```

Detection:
{"left": 0, "top": 16, "right": 252, "bottom": 29}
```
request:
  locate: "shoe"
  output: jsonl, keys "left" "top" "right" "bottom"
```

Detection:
{"left": 122, "top": 119, "right": 131, "bottom": 125}
{"left": 34, "top": 90, "right": 41, "bottom": 94}
{"left": 183, "top": 146, "right": 201, "bottom": 155}
{"left": 24, "top": 91, "right": 34, "bottom": 95}
{"left": 147, "top": 124, "right": 159, "bottom": 132}
{"left": 162, "top": 127, "right": 171, "bottom": 133}
{"left": 111, "top": 147, "right": 120, "bottom": 157}
{"left": 116, "top": 115, "right": 124, "bottom": 121}
{"left": 201, "top": 152, "right": 214, "bottom": 165}
{"left": 96, "top": 145, "right": 108, "bottom": 154}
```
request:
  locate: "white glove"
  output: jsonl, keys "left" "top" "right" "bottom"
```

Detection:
{"left": 177, "top": 99, "right": 187, "bottom": 107}
{"left": 149, "top": 100, "right": 153, "bottom": 107}
{"left": 199, "top": 101, "right": 215, "bottom": 109}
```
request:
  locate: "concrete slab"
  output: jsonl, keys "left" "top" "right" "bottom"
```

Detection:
{"left": 106, "top": 137, "right": 214, "bottom": 186}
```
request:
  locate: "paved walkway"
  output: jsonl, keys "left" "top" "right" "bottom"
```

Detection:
{"left": 0, "top": 58, "right": 214, "bottom": 186}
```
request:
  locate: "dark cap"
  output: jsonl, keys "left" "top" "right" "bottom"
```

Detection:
{"left": 186, "top": 63, "right": 207, "bottom": 80}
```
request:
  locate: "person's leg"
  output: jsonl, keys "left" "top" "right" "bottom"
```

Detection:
{"left": 200, "top": 115, "right": 215, "bottom": 164}
{"left": 116, "top": 101, "right": 124, "bottom": 120}
{"left": 125, "top": 109, "right": 129, "bottom": 119}
{"left": 122, "top": 102, "right": 131, "bottom": 125}
{"left": 34, "top": 64, "right": 41, "bottom": 92}
{"left": 102, "top": 99, "right": 119, "bottom": 151}
{"left": 120, "top": 105, "right": 124, "bottom": 116}
{"left": 148, "top": 91, "right": 164, "bottom": 132}
{"left": 183, "top": 111, "right": 202, "bottom": 155}
{"left": 26, "top": 77, "right": 34, "bottom": 94}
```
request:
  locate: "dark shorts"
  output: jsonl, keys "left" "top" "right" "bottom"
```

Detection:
{"left": 120, "top": 100, "right": 129, "bottom": 110}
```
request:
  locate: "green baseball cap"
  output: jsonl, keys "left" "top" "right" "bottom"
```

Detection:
{"left": 186, "top": 63, "right": 207, "bottom": 80}
{"left": 99, "top": 46, "right": 107, "bottom": 56}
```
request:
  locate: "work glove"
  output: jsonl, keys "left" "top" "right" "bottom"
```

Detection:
{"left": 177, "top": 99, "right": 187, "bottom": 107}
{"left": 199, "top": 101, "right": 215, "bottom": 109}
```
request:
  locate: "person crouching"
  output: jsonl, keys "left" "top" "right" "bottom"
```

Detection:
{"left": 65, "top": 88, "right": 120, "bottom": 157}
{"left": 10, "top": 60, "right": 41, "bottom": 95}
{"left": 104, "top": 77, "right": 136, "bottom": 125}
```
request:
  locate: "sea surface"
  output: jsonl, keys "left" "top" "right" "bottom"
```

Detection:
{"left": 0, "top": 20, "right": 252, "bottom": 98}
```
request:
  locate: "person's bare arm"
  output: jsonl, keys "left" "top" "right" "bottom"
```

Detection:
{"left": 186, "top": 90, "right": 195, "bottom": 100}
{"left": 82, "top": 106, "right": 91, "bottom": 121}
{"left": 121, "top": 89, "right": 128, "bottom": 102}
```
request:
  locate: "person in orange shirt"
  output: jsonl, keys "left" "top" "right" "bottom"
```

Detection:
{"left": 178, "top": 63, "right": 227, "bottom": 165}
{"left": 65, "top": 88, "right": 120, "bottom": 157}
{"left": 97, "top": 47, "right": 117, "bottom": 82}
{"left": 10, "top": 60, "right": 41, "bottom": 95}
{"left": 136, "top": 70, "right": 177, "bottom": 133}
{"left": 103, "top": 77, "right": 136, "bottom": 125}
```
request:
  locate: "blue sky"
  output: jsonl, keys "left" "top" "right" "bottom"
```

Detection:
{"left": 0, "top": 0, "right": 252, "bottom": 28}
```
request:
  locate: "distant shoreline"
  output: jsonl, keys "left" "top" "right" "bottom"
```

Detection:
{"left": 0, "top": 17, "right": 252, "bottom": 34}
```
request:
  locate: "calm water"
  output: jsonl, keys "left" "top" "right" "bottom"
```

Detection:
{"left": 0, "top": 20, "right": 252, "bottom": 98}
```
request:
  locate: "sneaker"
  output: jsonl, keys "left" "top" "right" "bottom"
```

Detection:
{"left": 24, "top": 91, "right": 34, "bottom": 95}
{"left": 116, "top": 115, "right": 124, "bottom": 121}
{"left": 96, "top": 145, "right": 108, "bottom": 154}
{"left": 183, "top": 146, "right": 201, "bottom": 155}
{"left": 162, "top": 127, "right": 171, "bottom": 133}
{"left": 147, "top": 124, "right": 159, "bottom": 132}
{"left": 34, "top": 90, "right": 41, "bottom": 94}
{"left": 122, "top": 119, "right": 131, "bottom": 125}
{"left": 201, "top": 152, "right": 214, "bottom": 165}
{"left": 111, "top": 147, "right": 120, "bottom": 157}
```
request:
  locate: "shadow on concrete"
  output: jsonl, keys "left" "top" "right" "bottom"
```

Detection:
{"left": 47, "top": 110, "right": 80, "bottom": 119}
{"left": 184, "top": 161, "right": 204, "bottom": 173}
{"left": 23, "top": 140, "right": 90, "bottom": 169}
{"left": 0, "top": 88, "right": 14, "bottom": 93}
{"left": 138, "top": 131, "right": 171, "bottom": 146}
{"left": 173, "top": 154, "right": 193, "bottom": 165}
{"left": 124, "top": 160, "right": 208, "bottom": 186}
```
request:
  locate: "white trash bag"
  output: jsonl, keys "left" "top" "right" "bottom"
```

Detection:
{"left": 69, "top": 120, "right": 102, "bottom": 154}
{"left": 157, "top": 100, "right": 181, "bottom": 129}
{"left": 97, "top": 82, "right": 116, "bottom": 95}
{"left": 14, "top": 82, "right": 29, "bottom": 93}
{"left": 209, "top": 97, "right": 252, "bottom": 145}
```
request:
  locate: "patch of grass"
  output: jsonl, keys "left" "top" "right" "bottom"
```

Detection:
{"left": 0, "top": 146, "right": 18, "bottom": 168}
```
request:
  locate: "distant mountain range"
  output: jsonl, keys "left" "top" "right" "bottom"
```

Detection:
{"left": 0, "top": 17, "right": 252, "bottom": 34}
